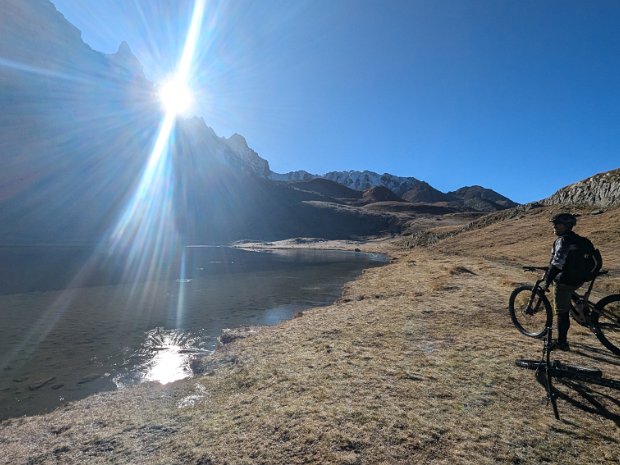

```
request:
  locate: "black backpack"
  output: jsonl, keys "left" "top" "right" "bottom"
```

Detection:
{"left": 566, "top": 234, "right": 603, "bottom": 284}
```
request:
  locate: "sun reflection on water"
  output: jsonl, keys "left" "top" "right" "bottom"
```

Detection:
{"left": 145, "top": 345, "right": 189, "bottom": 384}
{"left": 116, "top": 328, "right": 211, "bottom": 387}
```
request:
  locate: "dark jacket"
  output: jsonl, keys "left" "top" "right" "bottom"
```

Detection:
{"left": 545, "top": 230, "right": 583, "bottom": 286}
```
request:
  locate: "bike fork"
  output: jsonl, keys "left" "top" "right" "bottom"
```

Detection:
{"left": 540, "top": 325, "right": 560, "bottom": 420}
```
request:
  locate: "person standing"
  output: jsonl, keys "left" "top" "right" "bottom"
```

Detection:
{"left": 539, "top": 213, "right": 582, "bottom": 351}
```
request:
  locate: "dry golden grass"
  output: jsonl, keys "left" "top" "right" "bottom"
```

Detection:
{"left": 1, "top": 206, "right": 619, "bottom": 464}
{"left": 433, "top": 205, "right": 620, "bottom": 295}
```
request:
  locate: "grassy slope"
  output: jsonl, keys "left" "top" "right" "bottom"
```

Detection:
{"left": 1, "top": 207, "right": 619, "bottom": 464}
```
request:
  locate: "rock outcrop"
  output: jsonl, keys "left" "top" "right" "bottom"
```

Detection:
{"left": 543, "top": 169, "right": 620, "bottom": 208}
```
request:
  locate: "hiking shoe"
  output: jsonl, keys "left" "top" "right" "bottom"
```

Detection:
{"left": 549, "top": 340, "right": 570, "bottom": 352}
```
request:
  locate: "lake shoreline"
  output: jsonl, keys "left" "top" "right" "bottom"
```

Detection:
{"left": 1, "top": 243, "right": 383, "bottom": 420}
{"left": 1, "top": 233, "right": 619, "bottom": 464}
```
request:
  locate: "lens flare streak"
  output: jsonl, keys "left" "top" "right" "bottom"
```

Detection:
{"left": 1, "top": 1, "right": 209, "bottom": 388}
{"left": 110, "top": 0, "right": 206, "bottom": 258}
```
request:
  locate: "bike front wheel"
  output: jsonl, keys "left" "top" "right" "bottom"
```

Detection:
{"left": 592, "top": 294, "right": 620, "bottom": 356}
{"left": 508, "top": 285, "right": 552, "bottom": 338}
{"left": 515, "top": 359, "right": 603, "bottom": 378}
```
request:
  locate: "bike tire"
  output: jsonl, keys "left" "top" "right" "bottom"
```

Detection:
{"left": 515, "top": 359, "right": 545, "bottom": 370}
{"left": 508, "top": 285, "right": 552, "bottom": 338}
{"left": 592, "top": 294, "right": 620, "bottom": 356}
{"left": 515, "top": 359, "right": 603, "bottom": 378}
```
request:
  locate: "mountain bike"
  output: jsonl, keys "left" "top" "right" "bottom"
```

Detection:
{"left": 508, "top": 266, "right": 620, "bottom": 355}
{"left": 515, "top": 323, "right": 620, "bottom": 420}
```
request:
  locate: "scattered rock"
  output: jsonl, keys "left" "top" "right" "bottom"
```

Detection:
{"left": 53, "top": 446, "right": 70, "bottom": 456}
{"left": 450, "top": 266, "right": 477, "bottom": 276}
{"left": 439, "top": 285, "right": 460, "bottom": 291}
{"left": 51, "top": 425, "right": 71, "bottom": 435}
{"left": 77, "top": 374, "right": 100, "bottom": 384}
{"left": 28, "top": 377, "right": 56, "bottom": 391}
{"left": 218, "top": 327, "right": 257, "bottom": 345}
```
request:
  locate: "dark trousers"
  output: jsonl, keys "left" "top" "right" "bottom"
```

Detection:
{"left": 553, "top": 282, "right": 580, "bottom": 343}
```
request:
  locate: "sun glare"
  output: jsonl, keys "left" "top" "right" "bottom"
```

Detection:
{"left": 158, "top": 77, "right": 193, "bottom": 116}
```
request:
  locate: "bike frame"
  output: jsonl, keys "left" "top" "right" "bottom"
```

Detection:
{"left": 531, "top": 271, "right": 605, "bottom": 331}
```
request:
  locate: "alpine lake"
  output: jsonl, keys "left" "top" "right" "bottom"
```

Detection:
{"left": 0, "top": 245, "right": 385, "bottom": 420}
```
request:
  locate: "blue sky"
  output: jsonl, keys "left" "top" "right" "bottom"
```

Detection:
{"left": 51, "top": 0, "right": 619, "bottom": 203}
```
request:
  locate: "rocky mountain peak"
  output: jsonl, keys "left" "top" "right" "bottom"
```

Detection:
{"left": 269, "top": 170, "right": 315, "bottom": 182}
{"left": 107, "top": 40, "right": 146, "bottom": 79}
{"left": 224, "top": 133, "right": 271, "bottom": 178}
{"left": 448, "top": 185, "right": 518, "bottom": 211}
{"left": 227, "top": 133, "right": 248, "bottom": 147}
{"left": 322, "top": 170, "right": 420, "bottom": 196}
{"left": 402, "top": 181, "right": 452, "bottom": 203}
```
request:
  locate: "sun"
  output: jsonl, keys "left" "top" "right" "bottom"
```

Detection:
{"left": 158, "top": 76, "right": 193, "bottom": 116}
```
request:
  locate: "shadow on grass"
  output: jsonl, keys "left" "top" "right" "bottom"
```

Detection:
{"left": 555, "top": 378, "right": 620, "bottom": 428}
{"left": 533, "top": 368, "right": 620, "bottom": 428}
{"left": 570, "top": 342, "right": 620, "bottom": 368}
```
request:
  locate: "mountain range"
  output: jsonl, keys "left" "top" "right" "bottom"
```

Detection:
{"left": 3, "top": 0, "right": 611, "bottom": 248}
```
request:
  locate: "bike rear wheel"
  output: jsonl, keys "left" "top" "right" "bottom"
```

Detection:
{"left": 509, "top": 285, "right": 552, "bottom": 338}
{"left": 592, "top": 294, "right": 620, "bottom": 356}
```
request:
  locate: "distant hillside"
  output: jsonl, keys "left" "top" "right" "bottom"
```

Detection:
{"left": 269, "top": 170, "right": 315, "bottom": 182}
{"left": 430, "top": 204, "right": 620, "bottom": 294}
{"left": 402, "top": 181, "right": 452, "bottom": 203}
{"left": 322, "top": 171, "right": 420, "bottom": 197}
{"left": 270, "top": 169, "right": 518, "bottom": 213}
{"left": 286, "top": 178, "right": 362, "bottom": 200}
{"left": 449, "top": 186, "right": 519, "bottom": 211}
{"left": 362, "top": 186, "right": 404, "bottom": 204}
{"left": 403, "top": 167, "right": 620, "bottom": 291}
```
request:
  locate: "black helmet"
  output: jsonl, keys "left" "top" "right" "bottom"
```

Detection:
{"left": 550, "top": 213, "right": 577, "bottom": 227}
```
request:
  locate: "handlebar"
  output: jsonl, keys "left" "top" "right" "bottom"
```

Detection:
{"left": 522, "top": 266, "right": 548, "bottom": 272}
{"left": 521, "top": 266, "right": 608, "bottom": 277}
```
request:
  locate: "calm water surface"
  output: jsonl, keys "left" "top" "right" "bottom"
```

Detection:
{"left": 0, "top": 245, "right": 384, "bottom": 420}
